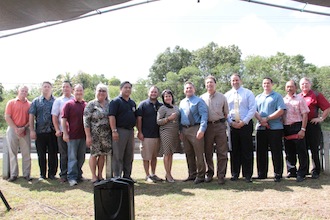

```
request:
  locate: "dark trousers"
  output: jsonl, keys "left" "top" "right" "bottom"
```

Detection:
{"left": 204, "top": 121, "right": 228, "bottom": 178}
{"left": 35, "top": 132, "right": 58, "bottom": 178}
{"left": 305, "top": 122, "right": 322, "bottom": 175}
{"left": 256, "top": 129, "right": 283, "bottom": 178}
{"left": 57, "top": 135, "right": 68, "bottom": 179}
{"left": 112, "top": 128, "right": 134, "bottom": 178}
{"left": 230, "top": 120, "right": 254, "bottom": 179}
{"left": 284, "top": 122, "right": 308, "bottom": 177}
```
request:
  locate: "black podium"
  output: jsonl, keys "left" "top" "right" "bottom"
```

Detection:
{"left": 94, "top": 178, "right": 135, "bottom": 220}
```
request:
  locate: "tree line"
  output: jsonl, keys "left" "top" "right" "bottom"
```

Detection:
{"left": 0, "top": 42, "right": 329, "bottom": 129}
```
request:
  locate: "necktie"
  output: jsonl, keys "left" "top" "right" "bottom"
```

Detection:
{"left": 187, "top": 99, "right": 195, "bottom": 125}
{"left": 234, "top": 91, "right": 240, "bottom": 122}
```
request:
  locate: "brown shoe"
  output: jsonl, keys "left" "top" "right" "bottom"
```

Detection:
{"left": 218, "top": 177, "right": 225, "bottom": 185}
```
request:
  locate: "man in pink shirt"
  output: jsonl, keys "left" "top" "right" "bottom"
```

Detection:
{"left": 283, "top": 80, "right": 309, "bottom": 182}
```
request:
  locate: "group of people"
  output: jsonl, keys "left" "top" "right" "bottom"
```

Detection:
{"left": 136, "top": 74, "right": 330, "bottom": 185}
{"left": 4, "top": 74, "right": 329, "bottom": 187}
{"left": 5, "top": 81, "right": 111, "bottom": 186}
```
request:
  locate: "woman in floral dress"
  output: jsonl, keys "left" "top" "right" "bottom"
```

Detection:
{"left": 83, "top": 83, "right": 111, "bottom": 183}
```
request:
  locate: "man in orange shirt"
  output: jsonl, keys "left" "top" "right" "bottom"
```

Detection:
{"left": 5, "top": 85, "right": 32, "bottom": 182}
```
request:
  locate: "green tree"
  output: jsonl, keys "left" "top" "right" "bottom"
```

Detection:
{"left": 149, "top": 46, "right": 193, "bottom": 84}
{"left": 108, "top": 77, "right": 121, "bottom": 86}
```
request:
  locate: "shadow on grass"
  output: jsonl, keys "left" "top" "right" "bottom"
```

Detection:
{"left": 134, "top": 174, "right": 330, "bottom": 196}
{"left": 5, "top": 173, "right": 330, "bottom": 197}
{"left": 8, "top": 177, "right": 94, "bottom": 194}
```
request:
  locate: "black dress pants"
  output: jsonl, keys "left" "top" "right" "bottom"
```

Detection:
{"left": 284, "top": 122, "right": 308, "bottom": 177}
{"left": 230, "top": 120, "right": 254, "bottom": 179}
{"left": 36, "top": 132, "right": 58, "bottom": 178}
{"left": 256, "top": 129, "right": 283, "bottom": 178}
{"left": 305, "top": 122, "right": 322, "bottom": 175}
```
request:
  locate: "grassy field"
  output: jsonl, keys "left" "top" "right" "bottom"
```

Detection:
{"left": 1, "top": 157, "right": 330, "bottom": 220}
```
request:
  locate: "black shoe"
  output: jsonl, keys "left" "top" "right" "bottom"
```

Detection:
{"left": 48, "top": 175, "right": 56, "bottom": 180}
{"left": 245, "top": 177, "right": 252, "bottom": 183}
{"left": 24, "top": 176, "right": 32, "bottom": 181}
{"left": 193, "top": 178, "right": 205, "bottom": 184}
{"left": 205, "top": 175, "right": 213, "bottom": 183}
{"left": 230, "top": 176, "right": 238, "bottom": 181}
{"left": 311, "top": 172, "right": 319, "bottom": 179}
{"left": 296, "top": 176, "right": 305, "bottom": 182}
{"left": 8, "top": 176, "right": 17, "bottom": 182}
{"left": 287, "top": 172, "right": 297, "bottom": 178}
{"left": 125, "top": 177, "right": 137, "bottom": 183}
{"left": 183, "top": 176, "right": 196, "bottom": 182}
{"left": 274, "top": 175, "right": 281, "bottom": 182}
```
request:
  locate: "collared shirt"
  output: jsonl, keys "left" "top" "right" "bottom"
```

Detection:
{"left": 200, "top": 91, "right": 229, "bottom": 122}
{"left": 299, "top": 90, "right": 330, "bottom": 121}
{"left": 224, "top": 86, "right": 256, "bottom": 125}
{"left": 283, "top": 93, "right": 310, "bottom": 125}
{"left": 255, "top": 90, "right": 286, "bottom": 130}
{"left": 109, "top": 95, "right": 137, "bottom": 130}
{"left": 51, "top": 94, "right": 74, "bottom": 131}
{"left": 179, "top": 95, "right": 208, "bottom": 132}
{"left": 5, "top": 97, "right": 31, "bottom": 127}
{"left": 29, "top": 95, "right": 55, "bottom": 134}
{"left": 136, "top": 98, "right": 163, "bottom": 138}
{"left": 62, "top": 98, "right": 87, "bottom": 139}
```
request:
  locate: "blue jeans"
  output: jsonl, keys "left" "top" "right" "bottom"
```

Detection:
{"left": 67, "top": 139, "right": 86, "bottom": 181}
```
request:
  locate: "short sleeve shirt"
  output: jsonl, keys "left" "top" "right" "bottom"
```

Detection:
{"left": 136, "top": 99, "right": 162, "bottom": 138}
{"left": 299, "top": 90, "right": 330, "bottom": 121}
{"left": 51, "top": 95, "right": 74, "bottom": 131}
{"left": 109, "top": 95, "right": 137, "bottom": 130}
{"left": 29, "top": 95, "right": 55, "bottom": 134}
{"left": 62, "top": 99, "right": 87, "bottom": 139}
{"left": 255, "top": 91, "right": 286, "bottom": 130}
{"left": 5, "top": 98, "right": 31, "bottom": 127}
{"left": 283, "top": 94, "right": 310, "bottom": 125}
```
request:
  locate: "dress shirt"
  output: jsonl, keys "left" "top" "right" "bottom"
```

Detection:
{"left": 200, "top": 91, "right": 228, "bottom": 122}
{"left": 225, "top": 86, "right": 256, "bottom": 125}
{"left": 283, "top": 93, "right": 310, "bottom": 125}
{"left": 179, "top": 95, "right": 208, "bottom": 132}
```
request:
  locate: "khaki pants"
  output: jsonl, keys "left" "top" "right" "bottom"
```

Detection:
{"left": 6, "top": 127, "right": 31, "bottom": 178}
{"left": 182, "top": 125, "right": 206, "bottom": 179}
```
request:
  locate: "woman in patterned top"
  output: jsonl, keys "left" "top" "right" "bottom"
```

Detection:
{"left": 157, "top": 90, "right": 181, "bottom": 183}
{"left": 83, "top": 83, "right": 111, "bottom": 183}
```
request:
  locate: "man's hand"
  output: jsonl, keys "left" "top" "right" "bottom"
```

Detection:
{"left": 137, "top": 131, "right": 144, "bottom": 141}
{"left": 196, "top": 130, "right": 204, "bottom": 140}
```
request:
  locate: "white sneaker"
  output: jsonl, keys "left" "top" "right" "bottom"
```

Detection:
{"left": 145, "top": 176, "right": 156, "bottom": 183}
{"left": 69, "top": 180, "right": 78, "bottom": 186}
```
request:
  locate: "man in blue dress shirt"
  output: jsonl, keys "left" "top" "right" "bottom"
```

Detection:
{"left": 179, "top": 82, "right": 208, "bottom": 184}
{"left": 225, "top": 74, "right": 256, "bottom": 183}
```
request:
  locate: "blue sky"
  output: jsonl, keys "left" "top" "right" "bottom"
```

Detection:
{"left": 0, "top": 0, "right": 329, "bottom": 89}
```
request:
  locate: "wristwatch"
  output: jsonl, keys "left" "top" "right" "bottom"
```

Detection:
{"left": 112, "top": 129, "right": 118, "bottom": 133}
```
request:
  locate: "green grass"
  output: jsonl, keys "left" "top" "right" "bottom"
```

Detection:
{"left": 1, "top": 158, "right": 330, "bottom": 219}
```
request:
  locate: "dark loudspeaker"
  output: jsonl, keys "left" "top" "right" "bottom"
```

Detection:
{"left": 94, "top": 178, "right": 134, "bottom": 220}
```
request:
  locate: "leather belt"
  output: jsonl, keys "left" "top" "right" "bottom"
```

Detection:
{"left": 208, "top": 118, "right": 226, "bottom": 124}
{"left": 182, "top": 123, "right": 200, "bottom": 128}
